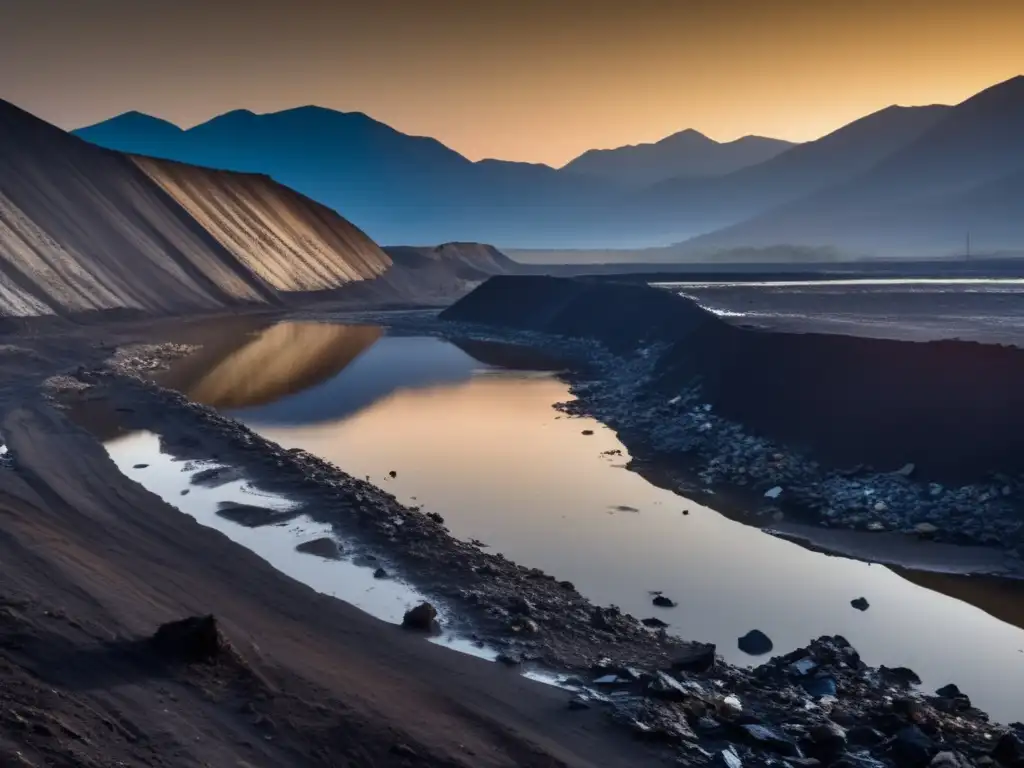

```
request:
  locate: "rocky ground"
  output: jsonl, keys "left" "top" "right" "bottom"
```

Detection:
{"left": 28, "top": 318, "right": 1024, "bottom": 768}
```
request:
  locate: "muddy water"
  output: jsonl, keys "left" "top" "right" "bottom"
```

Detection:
{"left": 147, "top": 320, "right": 1024, "bottom": 722}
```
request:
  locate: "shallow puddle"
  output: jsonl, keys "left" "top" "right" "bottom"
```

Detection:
{"left": 142, "top": 319, "right": 1024, "bottom": 721}
{"left": 102, "top": 430, "right": 495, "bottom": 662}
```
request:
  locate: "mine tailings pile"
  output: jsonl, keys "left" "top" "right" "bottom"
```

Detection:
{"left": 442, "top": 275, "right": 1024, "bottom": 484}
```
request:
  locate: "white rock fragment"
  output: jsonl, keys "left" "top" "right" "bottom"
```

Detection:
{"left": 764, "top": 486, "right": 783, "bottom": 500}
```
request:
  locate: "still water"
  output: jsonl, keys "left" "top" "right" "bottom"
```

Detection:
{"left": 127, "top": 319, "right": 1024, "bottom": 721}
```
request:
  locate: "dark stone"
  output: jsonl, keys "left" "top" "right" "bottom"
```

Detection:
{"left": 935, "top": 683, "right": 962, "bottom": 698}
{"left": 151, "top": 615, "right": 225, "bottom": 662}
{"left": 295, "top": 537, "right": 342, "bottom": 560}
{"left": 180, "top": 489, "right": 190, "bottom": 495}
{"left": 807, "top": 721, "right": 847, "bottom": 761}
{"left": 590, "top": 608, "right": 613, "bottom": 631}
{"left": 833, "top": 755, "right": 888, "bottom": 768}
{"left": 426, "top": 512, "right": 445, "bottom": 524}
{"left": 581, "top": 429, "right": 594, "bottom": 435}
{"left": 389, "top": 470, "right": 397, "bottom": 478}
{"left": 216, "top": 501, "right": 299, "bottom": 528}
{"left": 509, "top": 596, "right": 535, "bottom": 616}
{"left": 646, "top": 671, "right": 693, "bottom": 702}
{"left": 737, "top": 723, "right": 802, "bottom": 757}
{"left": 642, "top": 617, "right": 669, "bottom": 628}
{"left": 802, "top": 675, "right": 837, "bottom": 699}
{"left": 133, "top": 463, "right": 149, "bottom": 469}
{"left": 373, "top": 567, "right": 388, "bottom": 579}
{"left": 672, "top": 643, "right": 717, "bottom": 674}
{"left": 851, "top": 597, "right": 870, "bottom": 611}
{"left": 992, "top": 732, "right": 1024, "bottom": 767}
{"left": 652, "top": 595, "right": 677, "bottom": 608}
{"left": 738, "top": 629, "right": 774, "bottom": 656}
{"left": 930, "top": 752, "right": 971, "bottom": 768}
{"left": 559, "top": 580, "right": 576, "bottom": 591}
{"left": 402, "top": 602, "right": 439, "bottom": 632}
{"left": 712, "top": 748, "right": 743, "bottom": 768}
{"left": 880, "top": 666, "right": 922, "bottom": 687}
{"left": 847, "top": 726, "right": 886, "bottom": 746}
{"left": 889, "top": 726, "right": 937, "bottom": 768}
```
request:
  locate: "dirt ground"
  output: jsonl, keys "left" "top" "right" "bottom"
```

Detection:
{"left": 0, "top": 314, "right": 672, "bottom": 767}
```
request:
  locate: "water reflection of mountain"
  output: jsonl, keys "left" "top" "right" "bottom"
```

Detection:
{"left": 156, "top": 322, "right": 382, "bottom": 411}
{"left": 163, "top": 325, "right": 504, "bottom": 426}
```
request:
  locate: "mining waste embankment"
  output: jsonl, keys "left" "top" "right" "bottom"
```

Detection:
{"left": 442, "top": 275, "right": 1024, "bottom": 483}
{"left": 0, "top": 97, "right": 392, "bottom": 318}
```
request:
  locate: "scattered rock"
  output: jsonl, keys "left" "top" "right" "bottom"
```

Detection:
{"left": 216, "top": 502, "right": 298, "bottom": 528}
{"left": 738, "top": 629, "right": 773, "bottom": 656}
{"left": 652, "top": 595, "right": 677, "bottom": 608}
{"left": 581, "top": 429, "right": 594, "bottom": 436}
{"left": 879, "top": 666, "right": 922, "bottom": 687}
{"left": 402, "top": 602, "right": 439, "bottom": 633}
{"left": 642, "top": 617, "right": 669, "bottom": 628}
{"left": 764, "top": 486, "right": 783, "bottom": 499}
{"left": 672, "top": 643, "right": 716, "bottom": 673}
{"left": 807, "top": 721, "right": 848, "bottom": 761}
{"left": 151, "top": 615, "right": 226, "bottom": 662}
{"left": 180, "top": 489, "right": 190, "bottom": 495}
{"left": 801, "top": 675, "right": 837, "bottom": 698}
{"left": 888, "top": 726, "right": 936, "bottom": 768}
{"left": 426, "top": 511, "right": 445, "bottom": 524}
{"left": 934, "top": 683, "right": 961, "bottom": 698}
{"left": 373, "top": 567, "right": 389, "bottom": 579}
{"left": 133, "top": 463, "right": 149, "bottom": 469}
{"left": 495, "top": 653, "right": 521, "bottom": 667}
{"left": 930, "top": 752, "right": 970, "bottom": 768}
{"left": 295, "top": 537, "right": 342, "bottom": 560}
{"left": 388, "top": 470, "right": 397, "bottom": 478}
{"left": 738, "top": 724, "right": 801, "bottom": 757}
{"left": 712, "top": 747, "right": 743, "bottom": 768}
{"left": 851, "top": 597, "right": 870, "bottom": 611}
{"left": 991, "top": 732, "right": 1024, "bottom": 768}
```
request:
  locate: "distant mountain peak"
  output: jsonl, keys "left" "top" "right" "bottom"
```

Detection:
{"left": 562, "top": 128, "right": 794, "bottom": 186}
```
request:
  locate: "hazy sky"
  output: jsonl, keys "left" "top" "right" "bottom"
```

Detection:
{"left": 2, "top": 0, "right": 1023, "bottom": 165}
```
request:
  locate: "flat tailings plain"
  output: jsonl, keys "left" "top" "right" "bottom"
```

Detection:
{"left": 442, "top": 275, "right": 1024, "bottom": 482}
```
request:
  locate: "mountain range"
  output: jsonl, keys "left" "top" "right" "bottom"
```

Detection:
{"left": 69, "top": 74, "right": 1024, "bottom": 259}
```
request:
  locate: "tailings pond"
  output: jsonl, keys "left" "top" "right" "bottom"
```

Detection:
{"left": 106, "top": 319, "right": 1024, "bottom": 722}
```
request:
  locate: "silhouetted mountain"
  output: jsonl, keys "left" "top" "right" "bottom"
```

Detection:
{"left": 680, "top": 76, "right": 1024, "bottom": 257}
{"left": 626, "top": 104, "right": 950, "bottom": 243}
{"left": 75, "top": 106, "right": 621, "bottom": 248}
{"left": 563, "top": 129, "right": 793, "bottom": 186}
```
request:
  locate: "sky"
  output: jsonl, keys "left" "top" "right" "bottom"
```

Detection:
{"left": 2, "top": 0, "right": 1023, "bottom": 166}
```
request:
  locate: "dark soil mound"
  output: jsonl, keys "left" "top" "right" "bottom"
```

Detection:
{"left": 445, "top": 276, "right": 1024, "bottom": 482}
{"left": 151, "top": 615, "right": 228, "bottom": 662}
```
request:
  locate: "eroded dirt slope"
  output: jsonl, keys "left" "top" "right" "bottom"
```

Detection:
{"left": 134, "top": 156, "right": 391, "bottom": 292}
{"left": 0, "top": 99, "right": 391, "bottom": 318}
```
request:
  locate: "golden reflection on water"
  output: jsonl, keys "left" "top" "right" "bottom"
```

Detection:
{"left": 156, "top": 322, "right": 382, "bottom": 409}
